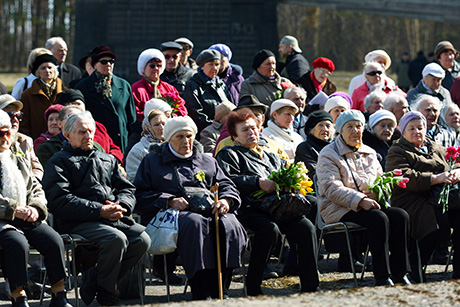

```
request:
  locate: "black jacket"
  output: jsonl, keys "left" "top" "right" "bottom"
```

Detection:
{"left": 295, "top": 134, "right": 331, "bottom": 177}
{"left": 183, "top": 71, "right": 231, "bottom": 134}
{"left": 42, "top": 143, "right": 136, "bottom": 233}
{"left": 362, "top": 129, "right": 400, "bottom": 169}
{"left": 216, "top": 145, "right": 285, "bottom": 208}
{"left": 278, "top": 52, "right": 310, "bottom": 83}
{"left": 297, "top": 71, "right": 336, "bottom": 105}
{"left": 59, "top": 62, "right": 82, "bottom": 88}
{"left": 160, "top": 63, "right": 195, "bottom": 96}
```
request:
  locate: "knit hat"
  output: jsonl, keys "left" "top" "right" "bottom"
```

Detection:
{"left": 312, "top": 57, "right": 335, "bottom": 73}
{"left": 364, "top": 50, "right": 391, "bottom": 70}
{"left": 434, "top": 41, "right": 458, "bottom": 60}
{"left": 422, "top": 63, "right": 445, "bottom": 79}
{"left": 137, "top": 48, "right": 165, "bottom": 76}
{"left": 196, "top": 49, "right": 221, "bottom": 67}
{"left": 56, "top": 89, "right": 85, "bottom": 106}
{"left": 90, "top": 45, "right": 117, "bottom": 66}
{"left": 304, "top": 110, "right": 333, "bottom": 135}
{"left": 324, "top": 96, "right": 351, "bottom": 113}
{"left": 0, "top": 94, "right": 23, "bottom": 111}
{"left": 209, "top": 44, "right": 232, "bottom": 61}
{"left": 215, "top": 101, "right": 236, "bottom": 122}
{"left": 399, "top": 111, "right": 426, "bottom": 133}
{"left": 0, "top": 110, "right": 11, "bottom": 129}
{"left": 270, "top": 99, "right": 298, "bottom": 117}
{"left": 44, "top": 104, "right": 64, "bottom": 122}
{"left": 174, "top": 37, "right": 194, "bottom": 49}
{"left": 280, "top": 35, "right": 302, "bottom": 53}
{"left": 252, "top": 49, "right": 275, "bottom": 70}
{"left": 335, "top": 110, "right": 365, "bottom": 133}
{"left": 160, "top": 41, "right": 183, "bottom": 52}
{"left": 368, "top": 109, "right": 396, "bottom": 130}
{"left": 236, "top": 94, "right": 268, "bottom": 113}
{"left": 31, "top": 54, "right": 58, "bottom": 75}
{"left": 164, "top": 116, "right": 197, "bottom": 142}
{"left": 144, "top": 98, "right": 173, "bottom": 119}
{"left": 328, "top": 92, "right": 353, "bottom": 108}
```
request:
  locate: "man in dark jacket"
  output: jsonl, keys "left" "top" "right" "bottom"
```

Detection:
{"left": 160, "top": 41, "right": 195, "bottom": 96}
{"left": 42, "top": 111, "right": 150, "bottom": 306}
{"left": 277, "top": 35, "right": 310, "bottom": 83}
{"left": 46, "top": 37, "right": 82, "bottom": 88}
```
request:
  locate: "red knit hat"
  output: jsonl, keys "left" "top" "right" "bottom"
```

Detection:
{"left": 44, "top": 104, "right": 64, "bottom": 122}
{"left": 312, "top": 57, "right": 335, "bottom": 72}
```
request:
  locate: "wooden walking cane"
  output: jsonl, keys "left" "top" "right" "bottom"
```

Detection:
{"left": 211, "top": 182, "right": 223, "bottom": 300}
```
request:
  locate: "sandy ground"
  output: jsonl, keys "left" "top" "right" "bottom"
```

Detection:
{"left": 0, "top": 252, "right": 458, "bottom": 307}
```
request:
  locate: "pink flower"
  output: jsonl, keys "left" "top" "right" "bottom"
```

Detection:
{"left": 280, "top": 82, "right": 295, "bottom": 90}
{"left": 397, "top": 181, "right": 407, "bottom": 188}
{"left": 393, "top": 169, "right": 402, "bottom": 176}
{"left": 402, "top": 177, "right": 409, "bottom": 183}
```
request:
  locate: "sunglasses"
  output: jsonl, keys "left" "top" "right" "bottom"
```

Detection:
{"left": 99, "top": 59, "right": 115, "bottom": 65}
{"left": 6, "top": 111, "right": 23, "bottom": 121}
{"left": 0, "top": 130, "right": 11, "bottom": 138}
{"left": 164, "top": 54, "right": 179, "bottom": 60}
{"left": 148, "top": 63, "right": 162, "bottom": 69}
{"left": 366, "top": 70, "right": 383, "bottom": 76}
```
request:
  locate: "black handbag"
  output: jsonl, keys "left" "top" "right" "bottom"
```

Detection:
{"left": 173, "top": 167, "right": 214, "bottom": 217}
{"left": 252, "top": 193, "right": 311, "bottom": 224}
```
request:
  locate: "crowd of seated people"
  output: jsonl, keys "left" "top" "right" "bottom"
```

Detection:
{"left": 1, "top": 34, "right": 460, "bottom": 306}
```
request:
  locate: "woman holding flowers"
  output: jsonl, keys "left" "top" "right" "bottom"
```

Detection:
{"left": 131, "top": 48, "right": 187, "bottom": 120}
{"left": 216, "top": 109, "right": 319, "bottom": 295}
{"left": 134, "top": 116, "right": 245, "bottom": 300}
{"left": 386, "top": 111, "right": 460, "bottom": 281}
{"left": 317, "top": 110, "right": 411, "bottom": 286}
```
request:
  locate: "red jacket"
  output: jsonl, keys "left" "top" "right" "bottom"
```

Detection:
{"left": 352, "top": 80, "right": 406, "bottom": 111}
{"left": 131, "top": 77, "right": 187, "bottom": 120}
{"left": 94, "top": 121, "right": 124, "bottom": 164}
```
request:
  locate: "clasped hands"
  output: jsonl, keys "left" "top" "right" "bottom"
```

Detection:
{"left": 432, "top": 169, "right": 460, "bottom": 185}
{"left": 167, "top": 197, "right": 230, "bottom": 214}
{"left": 100, "top": 200, "right": 127, "bottom": 221}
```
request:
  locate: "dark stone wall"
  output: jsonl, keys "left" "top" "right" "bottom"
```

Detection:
{"left": 75, "top": 0, "right": 279, "bottom": 83}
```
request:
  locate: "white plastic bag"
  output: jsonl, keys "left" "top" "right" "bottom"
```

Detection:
{"left": 145, "top": 208, "right": 179, "bottom": 255}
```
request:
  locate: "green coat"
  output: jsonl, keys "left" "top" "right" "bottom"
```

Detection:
{"left": 76, "top": 73, "right": 135, "bottom": 153}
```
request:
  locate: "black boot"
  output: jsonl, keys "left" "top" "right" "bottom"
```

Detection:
{"left": 49, "top": 291, "right": 72, "bottom": 307}
{"left": 80, "top": 267, "right": 97, "bottom": 305}
{"left": 11, "top": 296, "right": 29, "bottom": 307}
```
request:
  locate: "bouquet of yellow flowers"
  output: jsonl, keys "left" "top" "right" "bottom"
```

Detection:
{"left": 251, "top": 162, "right": 314, "bottom": 199}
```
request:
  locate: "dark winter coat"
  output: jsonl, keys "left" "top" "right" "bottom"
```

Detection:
{"left": 76, "top": 73, "right": 136, "bottom": 153}
{"left": 278, "top": 52, "right": 311, "bottom": 83}
{"left": 42, "top": 143, "right": 135, "bottom": 233}
{"left": 297, "top": 71, "right": 336, "bottom": 104}
{"left": 160, "top": 63, "right": 195, "bottom": 96}
{"left": 183, "top": 71, "right": 232, "bottom": 134}
{"left": 295, "top": 134, "right": 331, "bottom": 177}
{"left": 59, "top": 62, "right": 82, "bottom": 88}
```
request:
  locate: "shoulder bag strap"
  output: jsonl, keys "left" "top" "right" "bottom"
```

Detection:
{"left": 333, "top": 142, "right": 361, "bottom": 192}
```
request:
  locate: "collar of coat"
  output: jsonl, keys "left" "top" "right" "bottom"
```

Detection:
{"left": 63, "top": 141, "right": 97, "bottom": 156}
{"left": 334, "top": 134, "right": 375, "bottom": 157}
{"left": 158, "top": 142, "right": 203, "bottom": 165}
{"left": 393, "top": 136, "right": 437, "bottom": 156}
{"left": 249, "top": 70, "right": 282, "bottom": 87}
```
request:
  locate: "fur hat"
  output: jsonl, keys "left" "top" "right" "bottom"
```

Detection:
{"left": 137, "top": 48, "right": 165, "bottom": 76}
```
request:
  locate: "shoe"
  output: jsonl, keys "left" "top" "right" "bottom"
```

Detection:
{"left": 392, "top": 274, "right": 412, "bottom": 285}
{"left": 301, "top": 286, "right": 321, "bottom": 293}
{"left": 11, "top": 296, "right": 29, "bottom": 307}
{"left": 96, "top": 287, "right": 121, "bottom": 306}
{"left": 374, "top": 277, "right": 394, "bottom": 286}
{"left": 246, "top": 286, "right": 263, "bottom": 296}
{"left": 80, "top": 267, "right": 97, "bottom": 305}
{"left": 262, "top": 266, "right": 279, "bottom": 279}
{"left": 49, "top": 291, "right": 72, "bottom": 307}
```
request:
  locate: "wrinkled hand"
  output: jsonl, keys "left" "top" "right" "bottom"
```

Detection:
{"left": 213, "top": 198, "right": 230, "bottom": 215}
{"left": 168, "top": 197, "right": 189, "bottom": 211}
{"left": 15, "top": 206, "right": 39, "bottom": 222}
{"left": 358, "top": 197, "right": 381, "bottom": 211}
{"left": 451, "top": 169, "right": 460, "bottom": 183}
{"left": 100, "top": 201, "right": 127, "bottom": 221}
{"left": 363, "top": 190, "right": 377, "bottom": 201}
{"left": 432, "top": 172, "right": 454, "bottom": 185}
{"left": 259, "top": 178, "right": 277, "bottom": 193}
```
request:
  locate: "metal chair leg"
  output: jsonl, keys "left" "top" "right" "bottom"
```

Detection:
{"left": 39, "top": 270, "right": 47, "bottom": 306}
{"left": 164, "top": 254, "right": 170, "bottom": 302}
{"left": 360, "top": 245, "right": 370, "bottom": 280}
{"left": 344, "top": 228, "right": 358, "bottom": 287}
{"left": 416, "top": 240, "right": 423, "bottom": 284}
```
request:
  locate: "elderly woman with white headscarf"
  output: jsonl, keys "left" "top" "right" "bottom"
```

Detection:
{"left": 134, "top": 116, "right": 245, "bottom": 300}
{"left": 131, "top": 48, "right": 187, "bottom": 120}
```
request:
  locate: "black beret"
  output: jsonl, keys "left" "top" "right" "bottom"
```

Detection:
{"left": 252, "top": 49, "right": 275, "bottom": 70}
{"left": 31, "top": 54, "right": 58, "bottom": 75}
{"left": 56, "top": 89, "right": 85, "bottom": 106}
{"left": 304, "top": 110, "right": 333, "bottom": 136}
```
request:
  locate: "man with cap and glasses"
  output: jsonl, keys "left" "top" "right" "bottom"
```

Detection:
{"left": 0, "top": 94, "right": 43, "bottom": 180}
{"left": 160, "top": 41, "right": 195, "bottom": 96}
{"left": 406, "top": 62, "right": 453, "bottom": 109}
{"left": 277, "top": 35, "right": 310, "bottom": 84}
{"left": 175, "top": 37, "right": 197, "bottom": 70}
{"left": 434, "top": 41, "right": 460, "bottom": 90}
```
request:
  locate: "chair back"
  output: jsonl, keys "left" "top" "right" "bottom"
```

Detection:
{"left": 313, "top": 174, "right": 326, "bottom": 231}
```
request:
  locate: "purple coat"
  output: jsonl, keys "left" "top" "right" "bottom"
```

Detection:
{"left": 219, "top": 64, "right": 244, "bottom": 106}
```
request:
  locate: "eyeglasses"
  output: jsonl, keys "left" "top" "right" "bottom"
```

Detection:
{"left": 366, "top": 70, "right": 383, "bottom": 76}
{"left": 164, "top": 54, "right": 179, "bottom": 60}
{"left": 98, "top": 59, "right": 115, "bottom": 65}
{"left": 148, "top": 63, "right": 162, "bottom": 69}
{"left": 0, "top": 130, "right": 11, "bottom": 138}
{"left": 318, "top": 68, "right": 331, "bottom": 76}
{"left": 6, "top": 111, "right": 22, "bottom": 121}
